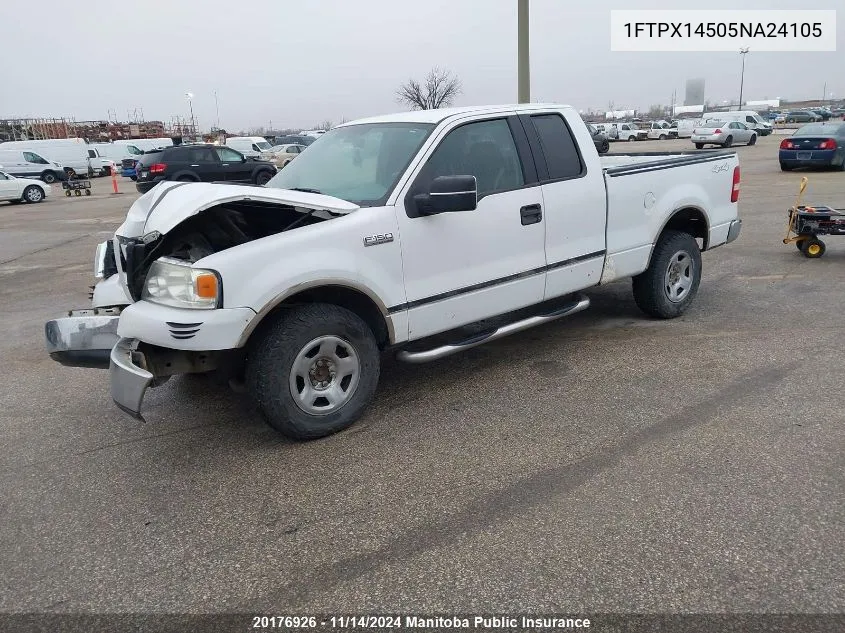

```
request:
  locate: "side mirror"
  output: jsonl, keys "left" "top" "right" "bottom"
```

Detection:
{"left": 414, "top": 175, "right": 477, "bottom": 215}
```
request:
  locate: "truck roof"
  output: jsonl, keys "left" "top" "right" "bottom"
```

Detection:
{"left": 339, "top": 103, "right": 573, "bottom": 127}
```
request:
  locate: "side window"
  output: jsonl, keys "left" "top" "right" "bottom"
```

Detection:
{"left": 530, "top": 114, "right": 585, "bottom": 181}
{"left": 288, "top": 146, "right": 299, "bottom": 153}
{"left": 215, "top": 147, "right": 242, "bottom": 162}
{"left": 746, "top": 116, "right": 755, "bottom": 123}
{"left": 419, "top": 118, "right": 524, "bottom": 197}
{"left": 251, "top": 144, "right": 260, "bottom": 152}
{"left": 88, "top": 149, "right": 96, "bottom": 158}
{"left": 23, "top": 152, "right": 48, "bottom": 164}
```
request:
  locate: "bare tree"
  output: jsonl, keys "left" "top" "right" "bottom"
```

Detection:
{"left": 396, "top": 67, "right": 462, "bottom": 110}
{"left": 647, "top": 104, "right": 665, "bottom": 119}
{"left": 316, "top": 120, "right": 334, "bottom": 131}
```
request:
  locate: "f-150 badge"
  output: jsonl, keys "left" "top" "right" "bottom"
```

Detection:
{"left": 363, "top": 233, "right": 394, "bottom": 247}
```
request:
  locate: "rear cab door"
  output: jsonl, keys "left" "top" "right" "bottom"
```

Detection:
{"left": 519, "top": 110, "right": 608, "bottom": 299}
{"left": 395, "top": 112, "right": 547, "bottom": 339}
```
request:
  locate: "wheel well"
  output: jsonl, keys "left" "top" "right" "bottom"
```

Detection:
{"left": 248, "top": 285, "right": 390, "bottom": 350}
{"left": 662, "top": 207, "right": 709, "bottom": 250}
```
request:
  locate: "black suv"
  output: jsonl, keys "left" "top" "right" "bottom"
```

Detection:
{"left": 134, "top": 144, "right": 277, "bottom": 193}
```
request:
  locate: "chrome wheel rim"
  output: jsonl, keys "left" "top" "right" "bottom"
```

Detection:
{"left": 664, "top": 250, "right": 694, "bottom": 303}
{"left": 289, "top": 335, "right": 360, "bottom": 416}
{"left": 26, "top": 188, "right": 42, "bottom": 202}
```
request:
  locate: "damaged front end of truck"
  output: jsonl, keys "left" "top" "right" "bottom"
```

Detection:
{"left": 45, "top": 181, "right": 358, "bottom": 419}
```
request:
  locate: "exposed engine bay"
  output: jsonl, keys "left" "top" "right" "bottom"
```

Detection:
{"left": 118, "top": 200, "right": 338, "bottom": 301}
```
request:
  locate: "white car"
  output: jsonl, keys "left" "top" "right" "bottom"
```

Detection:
{"left": 45, "top": 103, "right": 742, "bottom": 440}
{"left": 0, "top": 171, "right": 51, "bottom": 203}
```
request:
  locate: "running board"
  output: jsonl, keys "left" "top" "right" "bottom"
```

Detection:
{"left": 395, "top": 293, "right": 591, "bottom": 364}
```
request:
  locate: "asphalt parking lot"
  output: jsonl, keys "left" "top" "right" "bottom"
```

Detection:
{"left": 1, "top": 135, "right": 843, "bottom": 616}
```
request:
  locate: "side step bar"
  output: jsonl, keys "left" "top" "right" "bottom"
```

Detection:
{"left": 396, "top": 293, "right": 590, "bottom": 364}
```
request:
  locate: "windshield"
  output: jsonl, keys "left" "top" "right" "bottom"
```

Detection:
{"left": 265, "top": 122, "right": 434, "bottom": 207}
{"left": 795, "top": 124, "right": 842, "bottom": 136}
{"left": 255, "top": 141, "right": 272, "bottom": 151}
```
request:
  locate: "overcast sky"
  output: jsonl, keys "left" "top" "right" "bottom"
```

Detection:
{"left": 1, "top": 0, "right": 840, "bottom": 131}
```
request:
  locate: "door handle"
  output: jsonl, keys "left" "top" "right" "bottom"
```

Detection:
{"left": 520, "top": 203, "right": 542, "bottom": 225}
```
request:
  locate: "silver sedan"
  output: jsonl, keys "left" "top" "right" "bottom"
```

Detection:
{"left": 692, "top": 120, "right": 757, "bottom": 148}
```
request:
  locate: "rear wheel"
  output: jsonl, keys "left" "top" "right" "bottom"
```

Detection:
{"left": 246, "top": 303, "right": 381, "bottom": 440}
{"left": 23, "top": 185, "right": 44, "bottom": 203}
{"left": 723, "top": 136, "right": 733, "bottom": 147}
{"left": 41, "top": 171, "right": 58, "bottom": 184}
{"left": 632, "top": 230, "right": 702, "bottom": 319}
{"left": 780, "top": 162, "right": 794, "bottom": 171}
{"left": 255, "top": 170, "right": 273, "bottom": 185}
{"left": 748, "top": 134, "right": 757, "bottom": 146}
{"left": 694, "top": 143, "right": 704, "bottom": 149}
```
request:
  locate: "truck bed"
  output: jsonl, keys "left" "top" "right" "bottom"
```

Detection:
{"left": 598, "top": 149, "right": 740, "bottom": 284}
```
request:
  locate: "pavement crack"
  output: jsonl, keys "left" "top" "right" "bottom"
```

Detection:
{"left": 0, "top": 234, "right": 93, "bottom": 266}
{"left": 244, "top": 361, "right": 799, "bottom": 608}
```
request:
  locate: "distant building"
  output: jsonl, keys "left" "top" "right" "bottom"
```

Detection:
{"left": 685, "top": 79, "right": 705, "bottom": 106}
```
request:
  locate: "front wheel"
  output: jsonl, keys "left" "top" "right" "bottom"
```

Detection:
{"left": 246, "top": 303, "right": 380, "bottom": 440}
{"left": 632, "top": 230, "right": 702, "bottom": 319}
{"left": 659, "top": 134, "right": 667, "bottom": 140}
{"left": 800, "top": 238, "right": 826, "bottom": 258}
{"left": 23, "top": 185, "right": 44, "bottom": 203}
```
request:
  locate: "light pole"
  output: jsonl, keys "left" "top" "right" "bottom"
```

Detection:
{"left": 214, "top": 90, "right": 220, "bottom": 130}
{"left": 738, "top": 47, "right": 749, "bottom": 108}
{"left": 185, "top": 92, "right": 195, "bottom": 137}
{"left": 517, "top": 0, "right": 530, "bottom": 103}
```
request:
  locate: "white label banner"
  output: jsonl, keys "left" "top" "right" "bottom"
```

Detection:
{"left": 610, "top": 10, "right": 837, "bottom": 52}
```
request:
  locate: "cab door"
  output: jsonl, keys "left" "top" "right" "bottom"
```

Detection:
{"left": 395, "top": 115, "right": 547, "bottom": 340}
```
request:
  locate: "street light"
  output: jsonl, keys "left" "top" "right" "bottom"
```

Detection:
{"left": 738, "top": 47, "right": 749, "bottom": 108}
{"left": 185, "top": 91, "right": 195, "bottom": 137}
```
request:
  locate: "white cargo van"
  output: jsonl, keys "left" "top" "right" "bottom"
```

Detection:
{"left": 225, "top": 136, "right": 274, "bottom": 160}
{"left": 702, "top": 111, "right": 772, "bottom": 136}
{"left": 86, "top": 147, "right": 115, "bottom": 176}
{"left": 0, "top": 149, "right": 67, "bottom": 182}
{"left": 0, "top": 138, "right": 91, "bottom": 176}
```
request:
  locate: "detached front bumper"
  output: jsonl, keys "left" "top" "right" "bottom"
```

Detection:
{"left": 45, "top": 310, "right": 121, "bottom": 368}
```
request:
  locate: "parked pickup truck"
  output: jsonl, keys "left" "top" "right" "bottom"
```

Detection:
{"left": 45, "top": 104, "right": 742, "bottom": 440}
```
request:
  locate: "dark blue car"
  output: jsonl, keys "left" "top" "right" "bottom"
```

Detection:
{"left": 779, "top": 122, "right": 845, "bottom": 171}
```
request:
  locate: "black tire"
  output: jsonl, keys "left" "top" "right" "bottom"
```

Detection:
{"left": 694, "top": 143, "right": 704, "bottom": 149}
{"left": 41, "top": 170, "right": 58, "bottom": 184}
{"left": 22, "top": 185, "right": 44, "bottom": 203}
{"left": 748, "top": 134, "right": 757, "bottom": 146}
{"left": 255, "top": 170, "right": 273, "bottom": 185}
{"left": 780, "top": 162, "right": 794, "bottom": 171}
{"left": 176, "top": 175, "right": 196, "bottom": 182}
{"left": 723, "top": 136, "right": 733, "bottom": 147}
{"left": 800, "top": 237, "right": 826, "bottom": 258}
{"left": 787, "top": 118, "right": 795, "bottom": 123}
{"left": 85, "top": 189, "right": 91, "bottom": 196}
{"left": 659, "top": 134, "right": 667, "bottom": 140}
{"left": 74, "top": 190, "right": 81, "bottom": 196}
{"left": 130, "top": 176, "right": 137, "bottom": 181}
{"left": 246, "top": 303, "right": 380, "bottom": 440}
{"left": 65, "top": 190, "right": 71, "bottom": 197}
{"left": 632, "top": 230, "right": 702, "bottom": 319}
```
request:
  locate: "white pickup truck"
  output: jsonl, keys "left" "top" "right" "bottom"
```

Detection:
{"left": 45, "top": 104, "right": 742, "bottom": 440}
